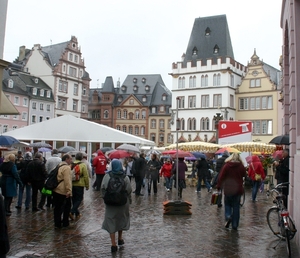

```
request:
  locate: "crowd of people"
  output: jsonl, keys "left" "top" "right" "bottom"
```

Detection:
{"left": 0, "top": 147, "right": 290, "bottom": 255}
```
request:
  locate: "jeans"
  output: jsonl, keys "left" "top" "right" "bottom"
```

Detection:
{"left": 164, "top": 177, "right": 173, "bottom": 189}
{"left": 17, "top": 183, "right": 32, "bottom": 208}
{"left": 71, "top": 186, "right": 84, "bottom": 216}
{"left": 251, "top": 180, "right": 260, "bottom": 201}
{"left": 196, "top": 175, "right": 211, "bottom": 191}
{"left": 52, "top": 191, "right": 71, "bottom": 228}
{"left": 224, "top": 195, "right": 241, "bottom": 229}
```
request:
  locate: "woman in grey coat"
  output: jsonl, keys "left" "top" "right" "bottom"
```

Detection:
{"left": 101, "top": 159, "right": 132, "bottom": 253}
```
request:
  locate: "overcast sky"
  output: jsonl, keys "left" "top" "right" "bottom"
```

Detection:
{"left": 4, "top": 0, "right": 282, "bottom": 89}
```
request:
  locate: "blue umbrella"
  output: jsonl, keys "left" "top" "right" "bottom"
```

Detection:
{"left": 0, "top": 135, "right": 20, "bottom": 146}
{"left": 191, "top": 152, "right": 206, "bottom": 159}
{"left": 38, "top": 147, "right": 52, "bottom": 153}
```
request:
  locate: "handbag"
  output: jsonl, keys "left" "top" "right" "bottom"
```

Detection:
{"left": 252, "top": 163, "right": 262, "bottom": 181}
{"left": 211, "top": 191, "right": 222, "bottom": 205}
{"left": 41, "top": 187, "right": 52, "bottom": 196}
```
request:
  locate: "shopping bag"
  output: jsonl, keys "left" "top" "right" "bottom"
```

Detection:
{"left": 41, "top": 187, "right": 52, "bottom": 196}
{"left": 211, "top": 191, "right": 221, "bottom": 205}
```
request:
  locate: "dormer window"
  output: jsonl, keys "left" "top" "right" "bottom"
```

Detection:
{"left": 213, "top": 45, "right": 219, "bottom": 54}
{"left": 133, "top": 78, "right": 137, "bottom": 83}
{"left": 192, "top": 47, "right": 198, "bottom": 55}
{"left": 142, "top": 78, "right": 146, "bottom": 83}
{"left": 162, "top": 95, "right": 167, "bottom": 101}
{"left": 205, "top": 27, "right": 211, "bottom": 36}
{"left": 121, "top": 85, "right": 126, "bottom": 91}
{"left": 33, "top": 88, "right": 37, "bottom": 95}
{"left": 8, "top": 79, "right": 13, "bottom": 88}
{"left": 118, "top": 96, "right": 123, "bottom": 102}
{"left": 40, "top": 89, "right": 44, "bottom": 97}
{"left": 46, "top": 91, "right": 51, "bottom": 98}
{"left": 34, "top": 78, "right": 39, "bottom": 84}
{"left": 145, "top": 85, "right": 150, "bottom": 91}
{"left": 142, "top": 96, "right": 147, "bottom": 102}
{"left": 133, "top": 85, "right": 138, "bottom": 91}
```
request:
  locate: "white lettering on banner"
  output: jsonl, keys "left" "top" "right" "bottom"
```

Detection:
{"left": 239, "top": 123, "right": 249, "bottom": 132}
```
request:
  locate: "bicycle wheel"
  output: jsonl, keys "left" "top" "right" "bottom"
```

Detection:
{"left": 285, "top": 229, "right": 291, "bottom": 257}
{"left": 267, "top": 207, "right": 284, "bottom": 239}
{"left": 240, "top": 189, "right": 245, "bottom": 207}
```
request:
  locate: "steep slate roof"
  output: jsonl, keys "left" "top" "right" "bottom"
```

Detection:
{"left": 2, "top": 69, "right": 55, "bottom": 102}
{"left": 102, "top": 76, "right": 115, "bottom": 92}
{"left": 183, "top": 14, "right": 234, "bottom": 64}
{"left": 115, "top": 74, "right": 171, "bottom": 107}
{"left": 262, "top": 63, "right": 281, "bottom": 87}
{"left": 41, "top": 41, "right": 69, "bottom": 66}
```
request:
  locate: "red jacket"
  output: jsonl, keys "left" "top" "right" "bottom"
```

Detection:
{"left": 248, "top": 155, "right": 265, "bottom": 181}
{"left": 160, "top": 163, "right": 173, "bottom": 178}
{"left": 92, "top": 151, "right": 107, "bottom": 175}
{"left": 217, "top": 161, "right": 246, "bottom": 196}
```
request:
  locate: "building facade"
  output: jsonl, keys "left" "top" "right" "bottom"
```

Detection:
{"left": 1, "top": 68, "right": 55, "bottom": 132}
{"left": 235, "top": 50, "right": 281, "bottom": 143}
{"left": 15, "top": 36, "right": 91, "bottom": 118}
{"left": 89, "top": 74, "right": 172, "bottom": 147}
{"left": 280, "top": 0, "right": 300, "bottom": 249}
{"left": 170, "top": 15, "right": 246, "bottom": 144}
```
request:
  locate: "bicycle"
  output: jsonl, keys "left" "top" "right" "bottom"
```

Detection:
{"left": 266, "top": 182, "right": 297, "bottom": 257}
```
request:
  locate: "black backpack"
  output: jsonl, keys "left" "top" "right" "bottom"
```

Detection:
{"left": 103, "top": 172, "right": 127, "bottom": 206}
{"left": 44, "top": 164, "right": 67, "bottom": 190}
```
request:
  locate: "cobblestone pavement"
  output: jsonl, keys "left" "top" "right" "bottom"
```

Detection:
{"left": 5, "top": 179, "right": 300, "bottom": 258}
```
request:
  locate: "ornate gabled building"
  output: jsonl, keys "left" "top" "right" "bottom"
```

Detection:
{"left": 14, "top": 36, "right": 91, "bottom": 118}
{"left": 170, "top": 15, "right": 246, "bottom": 144}
{"left": 235, "top": 50, "right": 281, "bottom": 143}
{"left": 89, "top": 74, "right": 172, "bottom": 147}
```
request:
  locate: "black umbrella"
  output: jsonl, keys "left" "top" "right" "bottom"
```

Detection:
{"left": 0, "top": 135, "right": 20, "bottom": 146}
{"left": 269, "top": 134, "right": 290, "bottom": 145}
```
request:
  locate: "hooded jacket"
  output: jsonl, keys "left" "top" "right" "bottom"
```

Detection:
{"left": 92, "top": 151, "right": 107, "bottom": 175}
{"left": 248, "top": 155, "right": 265, "bottom": 181}
{"left": 217, "top": 161, "right": 246, "bottom": 196}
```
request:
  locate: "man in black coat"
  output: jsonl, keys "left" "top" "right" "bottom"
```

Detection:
{"left": 214, "top": 150, "right": 230, "bottom": 207}
{"left": 0, "top": 193, "right": 10, "bottom": 257}
{"left": 27, "top": 153, "right": 48, "bottom": 211}
{"left": 134, "top": 153, "right": 147, "bottom": 196}
{"left": 274, "top": 149, "right": 289, "bottom": 208}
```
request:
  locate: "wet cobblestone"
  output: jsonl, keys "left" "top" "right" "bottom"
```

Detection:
{"left": 5, "top": 180, "right": 300, "bottom": 257}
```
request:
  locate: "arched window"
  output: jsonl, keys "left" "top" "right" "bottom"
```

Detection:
{"left": 189, "top": 76, "right": 193, "bottom": 88}
{"left": 135, "top": 110, "right": 140, "bottom": 119}
{"left": 116, "top": 125, "right": 121, "bottom": 130}
{"left": 178, "top": 77, "right": 182, "bottom": 88}
{"left": 200, "top": 118, "right": 205, "bottom": 130}
{"left": 135, "top": 126, "right": 139, "bottom": 135}
{"left": 128, "top": 126, "right": 133, "bottom": 134}
{"left": 213, "top": 74, "right": 217, "bottom": 86}
{"left": 141, "top": 126, "right": 145, "bottom": 135}
{"left": 159, "top": 119, "right": 164, "bottom": 129}
{"left": 205, "top": 118, "right": 210, "bottom": 130}
{"left": 123, "top": 110, "right": 127, "bottom": 119}
{"left": 117, "top": 110, "right": 121, "bottom": 119}
{"left": 104, "top": 110, "right": 109, "bottom": 119}
{"left": 188, "top": 118, "right": 192, "bottom": 130}
{"left": 192, "top": 118, "right": 196, "bottom": 130}
{"left": 181, "top": 118, "right": 185, "bottom": 130}
{"left": 217, "top": 73, "right": 221, "bottom": 86}
{"left": 201, "top": 75, "right": 208, "bottom": 87}
{"left": 122, "top": 125, "right": 127, "bottom": 132}
{"left": 151, "top": 119, "right": 156, "bottom": 129}
{"left": 182, "top": 77, "right": 185, "bottom": 88}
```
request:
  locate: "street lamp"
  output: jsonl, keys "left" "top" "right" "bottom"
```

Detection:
{"left": 213, "top": 113, "right": 223, "bottom": 144}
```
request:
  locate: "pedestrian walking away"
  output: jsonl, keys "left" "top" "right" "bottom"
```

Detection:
{"left": 92, "top": 150, "right": 107, "bottom": 191}
{"left": 248, "top": 155, "right": 265, "bottom": 202}
{"left": 100, "top": 159, "right": 132, "bottom": 253}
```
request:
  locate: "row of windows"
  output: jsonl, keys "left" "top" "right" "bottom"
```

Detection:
{"left": 239, "top": 96, "right": 273, "bottom": 110}
{"left": 116, "top": 125, "right": 146, "bottom": 136}
{"left": 57, "top": 99, "right": 85, "bottom": 113}
{"left": 31, "top": 88, "right": 51, "bottom": 98}
{"left": 2, "top": 112, "right": 28, "bottom": 121}
{"left": 150, "top": 133, "right": 172, "bottom": 143}
{"left": 117, "top": 110, "right": 147, "bottom": 119}
{"left": 177, "top": 94, "right": 234, "bottom": 109}
{"left": 177, "top": 117, "right": 215, "bottom": 131}
{"left": 150, "top": 119, "right": 171, "bottom": 129}
{"left": 5, "top": 95, "right": 28, "bottom": 107}
{"left": 32, "top": 102, "right": 52, "bottom": 112}
{"left": 58, "top": 80, "right": 87, "bottom": 95}
{"left": 31, "top": 115, "right": 50, "bottom": 123}
{"left": 178, "top": 74, "right": 235, "bottom": 88}
{"left": 0, "top": 124, "right": 18, "bottom": 133}
{"left": 252, "top": 120, "right": 273, "bottom": 134}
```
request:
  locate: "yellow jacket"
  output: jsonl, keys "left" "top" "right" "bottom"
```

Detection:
{"left": 53, "top": 161, "right": 72, "bottom": 196}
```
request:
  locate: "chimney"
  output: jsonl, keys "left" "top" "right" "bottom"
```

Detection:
{"left": 19, "top": 46, "right": 26, "bottom": 61}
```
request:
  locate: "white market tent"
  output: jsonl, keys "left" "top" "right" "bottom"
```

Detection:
{"left": 3, "top": 115, "right": 155, "bottom": 156}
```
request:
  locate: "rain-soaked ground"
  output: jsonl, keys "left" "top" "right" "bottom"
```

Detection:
{"left": 5, "top": 178, "right": 300, "bottom": 258}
